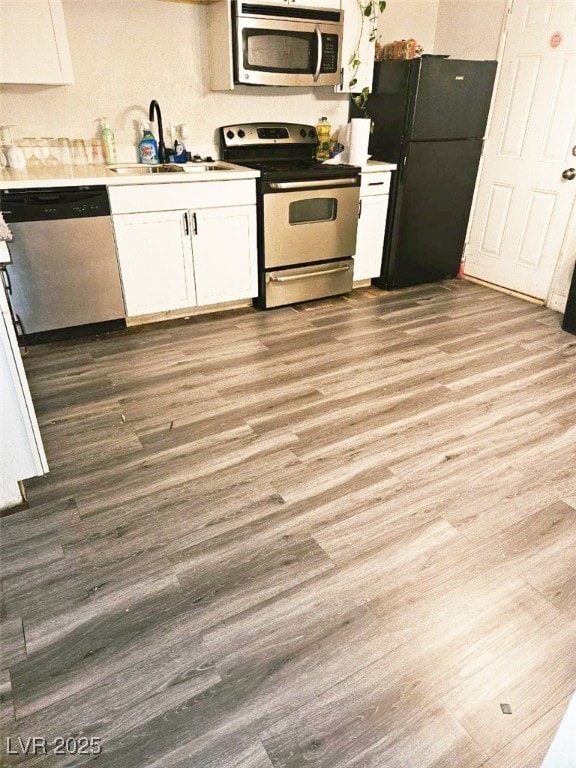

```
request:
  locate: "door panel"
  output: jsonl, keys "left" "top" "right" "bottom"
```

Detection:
{"left": 541, "top": 53, "right": 576, "bottom": 161}
{"left": 515, "top": 189, "right": 557, "bottom": 267}
{"left": 465, "top": 0, "right": 576, "bottom": 300}
{"left": 498, "top": 55, "right": 541, "bottom": 158}
{"left": 523, "top": 0, "right": 553, "bottom": 30}
{"left": 480, "top": 184, "right": 514, "bottom": 256}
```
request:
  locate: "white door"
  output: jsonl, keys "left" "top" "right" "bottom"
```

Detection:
{"left": 191, "top": 206, "right": 258, "bottom": 306}
{"left": 464, "top": 0, "right": 576, "bottom": 300}
{"left": 112, "top": 211, "right": 196, "bottom": 317}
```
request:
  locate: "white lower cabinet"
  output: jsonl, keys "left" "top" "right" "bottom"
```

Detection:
{"left": 193, "top": 206, "right": 257, "bottom": 305}
{"left": 354, "top": 170, "right": 392, "bottom": 282}
{"left": 109, "top": 181, "right": 258, "bottom": 318}
{"left": 112, "top": 210, "right": 195, "bottom": 317}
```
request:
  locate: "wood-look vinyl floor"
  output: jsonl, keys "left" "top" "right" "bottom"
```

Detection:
{"left": 1, "top": 279, "right": 575, "bottom": 767}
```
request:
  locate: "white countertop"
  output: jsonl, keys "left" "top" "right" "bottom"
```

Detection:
{"left": 0, "top": 160, "right": 395, "bottom": 190}
{"left": 360, "top": 160, "right": 397, "bottom": 173}
{"left": 0, "top": 162, "right": 260, "bottom": 190}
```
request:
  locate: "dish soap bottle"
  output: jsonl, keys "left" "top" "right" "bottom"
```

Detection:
{"left": 100, "top": 118, "right": 117, "bottom": 165}
{"left": 316, "top": 116, "right": 331, "bottom": 161}
{"left": 138, "top": 121, "right": 159, "bottom": 165}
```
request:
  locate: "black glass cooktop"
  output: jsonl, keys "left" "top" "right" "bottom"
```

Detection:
{"left": 242, "top": 160, "right": 360, "bottom": 182}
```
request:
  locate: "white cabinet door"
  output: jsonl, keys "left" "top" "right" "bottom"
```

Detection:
{"left": 1, "top": 280, "right": 48, "bottom": 510}
{"left": 0, "top": 0, "right": 73, "bottom": 85}
{"left": 338, "top": 0, "right": 375, "bottom": 94}
{"left": 192, "top": 205, "right": 258, "bottom": 305}
{"left": 354, "top": 195, "right": 388, "bottom": 281}
{"left": 113, "top": 211, "right": 196, "bottom": 317}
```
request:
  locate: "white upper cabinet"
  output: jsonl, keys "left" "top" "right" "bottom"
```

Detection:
{"left": 0, "top": 0, "right": 74, "bottom": 85}
{"left": 337, "top": 0, "right": 375, "bottom": 94}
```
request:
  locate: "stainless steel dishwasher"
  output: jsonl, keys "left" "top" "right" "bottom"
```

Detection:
{"left": 1, "top": 186, "right": 125, "bottom": 336}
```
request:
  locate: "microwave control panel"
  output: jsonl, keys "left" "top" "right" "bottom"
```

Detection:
{"left": 321, "top": 34, "right": 339, "bottom": 74}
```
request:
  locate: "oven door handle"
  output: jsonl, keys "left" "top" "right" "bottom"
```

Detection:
{"left": 269, "top": 265, "right": 351, "bottom": 283}
{"left": 313, "top": 24, "right": 322, "bottom": 83}
{"left": 268, "top": 178, "right": 357, "bottom": 190}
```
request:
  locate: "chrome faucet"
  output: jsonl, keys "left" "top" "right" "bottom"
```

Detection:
{"left": 149, "top": 99, "right": 166, "bottom": 164}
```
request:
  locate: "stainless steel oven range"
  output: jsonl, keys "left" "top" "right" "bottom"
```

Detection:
{"left": 220, "top": 122, "right": 360, "bottom": 309}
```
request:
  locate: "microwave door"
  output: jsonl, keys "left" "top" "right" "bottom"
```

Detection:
{"left": 235, "top": 18, "right": 341, "bottom": 87}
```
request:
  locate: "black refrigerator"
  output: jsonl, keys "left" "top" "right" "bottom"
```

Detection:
{"left": 562, "top": 264, "right": 576, "bottom": 335}
{"left": 358, "top": 56, "right": 497, "bottom": 289}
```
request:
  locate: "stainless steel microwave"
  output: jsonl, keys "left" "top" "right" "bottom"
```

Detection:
{"left": 233, "top": 1, "right": 344, "bottom": 87}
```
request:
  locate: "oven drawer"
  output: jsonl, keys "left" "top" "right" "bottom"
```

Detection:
{"left": 263, "top": 183, "right": 360, "bottom": 268}
{"left": 263, "top": 259, "right": 353, "bottom": 308}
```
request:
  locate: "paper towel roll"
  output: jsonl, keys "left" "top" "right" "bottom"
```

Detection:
{"left": 348, "top": 118, "right": 371, "bottom": 166}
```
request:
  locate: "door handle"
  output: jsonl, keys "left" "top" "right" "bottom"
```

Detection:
{"left": 313, "top": 24, "right": 322, "bottom": 83}
{"left": 268, "top": 178, "right": 358, "bottom": 190}
{"left": 269, "top": 265, "right": 351, "bottom": 283}
{"left": 1, "top": 267, "right": 11, "bottom": 294}
{"left": 358, "top": 200, "right": 362, "bottom": 219}
{"left": 183, "top": 212, "right": 190, "bottom": 235}
{"left": 13, "top": 312, "right": 25, "bottom": 337}
{"left": 562, "top": 168, "right": 575, "bottom": 181}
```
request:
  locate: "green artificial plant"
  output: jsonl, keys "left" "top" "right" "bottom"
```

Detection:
{"left": 349, "top": 0, "right": 387, "bottom": 114}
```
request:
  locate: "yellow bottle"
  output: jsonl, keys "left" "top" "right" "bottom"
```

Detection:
{"left": 316, "top": 116, "right": 331, "bottom": 161}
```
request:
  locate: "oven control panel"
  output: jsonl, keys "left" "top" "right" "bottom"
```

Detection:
{"left": 220, "top": 123, "right": 317, "bottom": 149}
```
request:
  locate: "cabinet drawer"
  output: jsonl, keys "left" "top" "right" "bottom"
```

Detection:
{"left": 108, "top": 180, "right": 256, "bottom": 214}
{"left": 360, "top": 172, "right": 392, "bottom": 196}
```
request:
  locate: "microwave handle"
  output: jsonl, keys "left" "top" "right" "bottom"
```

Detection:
{"left": 313, "top": 25, "right": 322, "bottom": 83}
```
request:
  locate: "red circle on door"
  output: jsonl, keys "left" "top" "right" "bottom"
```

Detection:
{"left": 550, "top": 31, "right": 563, "bottom": 48}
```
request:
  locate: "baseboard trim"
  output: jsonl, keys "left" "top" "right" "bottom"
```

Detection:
{"left": 463, "top": 275, "right": 545, "bottom": 306}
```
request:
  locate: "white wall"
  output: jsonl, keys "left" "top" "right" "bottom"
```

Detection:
{"left": 0, "top": 0, "right": 350, "bottom": 161}
{"left": 377, "top": 0, "right": 440, "bottom": 56}
{"left": 434, "top": 0, "right": 508, "bottom": 60}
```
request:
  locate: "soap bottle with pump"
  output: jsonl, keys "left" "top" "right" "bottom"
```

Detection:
{"left": 100, "top": 118, "right": 117, "bottom": 165}
{"left": 138, "top": 121, "right": 159, "bottom": 165}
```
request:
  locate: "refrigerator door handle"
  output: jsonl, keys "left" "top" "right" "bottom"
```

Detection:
{"left": 400, "top": 155, "right": 408, "bottom": 182}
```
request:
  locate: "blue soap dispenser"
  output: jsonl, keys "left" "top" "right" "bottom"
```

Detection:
{"left": 138, "top": 121, "right": 159, "bottom": 165}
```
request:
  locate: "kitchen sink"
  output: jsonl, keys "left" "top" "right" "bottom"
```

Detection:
{"left": 182, "top": 164, "right": 223, "bottom": 172}
{"left": 108, "top": 162, "right": 237, "bottom": 175}
{"left": 108, "top": 164, "right": 185, "bottom": 174}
